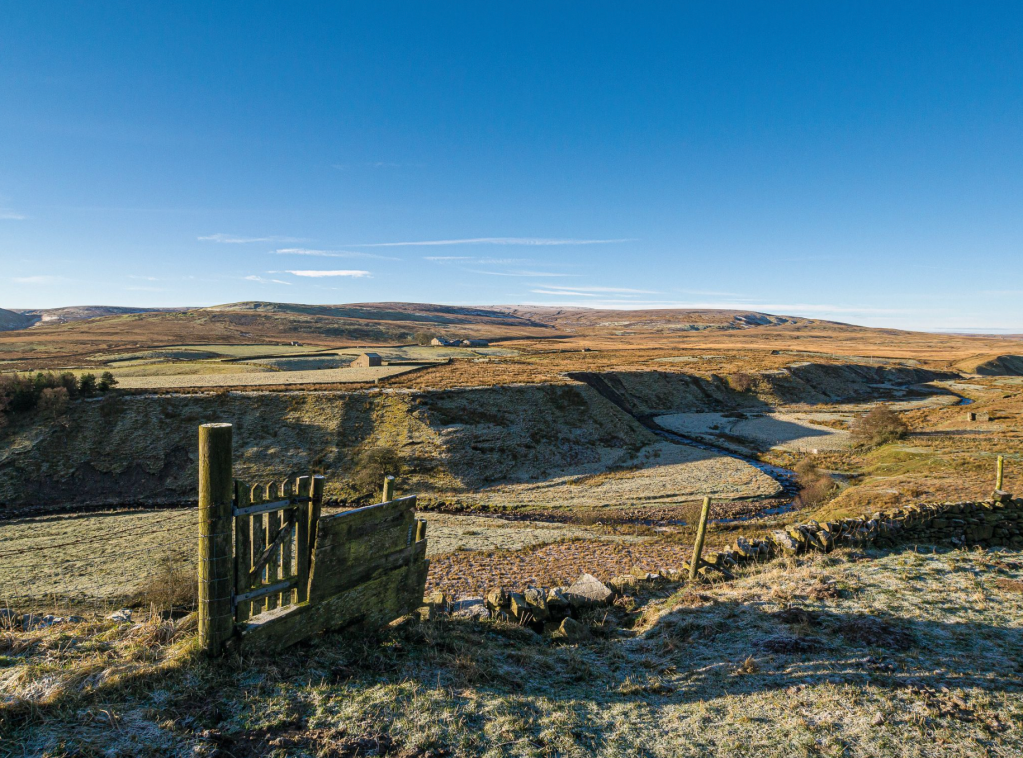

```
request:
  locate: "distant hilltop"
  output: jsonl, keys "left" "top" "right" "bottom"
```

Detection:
{"left": 0, "top": 300, "right": 828, "bottom": 334}
{"left": 0, "top": 305, "right": 187, "bottom": 330}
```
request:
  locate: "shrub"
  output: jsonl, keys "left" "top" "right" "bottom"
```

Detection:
{"left": 97, "top": 371, "right": 118, "bottom": 391}
{"left": 0, "top": 371, "right": 79, "bottom": 418}
{"left": 727, "top": 372, "right": 755, "bottom": 393}
{"left": 794, "top": 458, "right": 836, "bottom": 509}
{"left": 38, "top": 386, "right": 69, "bottom": 420}
{"left": 352, "top": 446, "right": 403, "bottom": 499}
{"left": 78, "top": 373, "right": 97, "bottom": 397}
{"left": 851, "top": 404, "right": 908, "bottom": 447}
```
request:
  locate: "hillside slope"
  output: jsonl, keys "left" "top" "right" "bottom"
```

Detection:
{"left": 0, "top": 307, "right": 32, "bottom": 331}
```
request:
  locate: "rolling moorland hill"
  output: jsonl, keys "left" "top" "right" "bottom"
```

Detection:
{"left": 0, "top": 300, "right": 1021, "bottom": 375}
{"left": 0, "top": 307, "right": 33, "bottom": 331}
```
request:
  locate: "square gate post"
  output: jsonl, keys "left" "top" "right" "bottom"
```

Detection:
{"left": 198, "top": 423, "right": 234, "bottom": 655}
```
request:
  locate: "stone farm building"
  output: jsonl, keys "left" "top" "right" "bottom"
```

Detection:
{"left": 431, "top": 337, "right": 489, "bottom": 347}
{"left": 352, "top": 352, "right": 382, "bottom": 368}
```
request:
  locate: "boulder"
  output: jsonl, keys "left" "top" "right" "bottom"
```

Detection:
{"left": 609, "top": 574, "right": 637, "bottom": 594}
{"left": 485, "top": 587, "right": 508, "bottom": 613}
{"left": 451, "top": 598, "right": 489, "bottom": 620}
{"left": 508, "top": 592, "right": 530, "bottom": 621}
{"left": 108, "top": 609, "right": 133, "bottom": 623}
{"left": 546, "top": 587, "right": 570, "bottom": 615}
{"left": 772, "top": 530, "right": 802, "bottom": 554}
{"left": 554, "top": 617, "right": 590, "bottom": 642}
{"left": 523, "top": 587, "right": 549, "bottom": 621}
{"left": 565, "top": 574, "right": 614, "bottom": 609}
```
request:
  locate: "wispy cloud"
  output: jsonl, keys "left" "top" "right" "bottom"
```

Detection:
{"left": 532, "top": 289, "right": 598, "bottom": 297}
{"left": 286, "top": 270, "right": 371, "bottom": 278}
{"left": 533, "top": 286, "right": 659, "bottom": 295}
{"left": 245, "top": 275, "right": 293, "bottom": 285}
{"left": 12, "top": 275, "right": 62, "bottom": 284}
{"left": 425, "top": 255, "right": 532, "bottom": 265}
{"left": 199, "top": 233, "right": 305, "bottom": 244}
{"left": 352, "top": 237, "right": 634, "bottom": 247}
{"left": 468, "top": 269, "right": 574, "bottom": 278}
{"left": 675, "top": 289, "right": 745, "bottom": 297}
{"left": 272, "top": 247, "right": 396, "bottom": 260}
{"left": 0, "top": 209, "right": 26, "bottom": 220}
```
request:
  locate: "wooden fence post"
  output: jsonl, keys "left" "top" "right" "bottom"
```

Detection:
{"left": 689, "top": 497, "right": 712, "bottom": 581}
{"left": 997, "top": 455, "right": 1005, "bottom": 492}
{"left": 382, "top": 475, "right": 396, "bottom": 503}
{"left": 198, "top": 423, "right": 234, "bottom": 656}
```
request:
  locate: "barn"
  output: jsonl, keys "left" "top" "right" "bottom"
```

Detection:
{"left": 352, "top": 352, "right": 383, "bottom": 368}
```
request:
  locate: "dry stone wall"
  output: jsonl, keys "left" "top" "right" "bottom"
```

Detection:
{"left": 440, "top": 495, "right": 1022, "bottom": 636}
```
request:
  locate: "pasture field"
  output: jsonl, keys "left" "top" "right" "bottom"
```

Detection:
{"left": 0, "top": 509, "right": 198, "bottom": 609}
{"left": 5, "top": 546, "right": 1023, "bottom": 756}
{"left": 111, "top": 364, "right": 424, "bottom": 388}
{"left": 0, "top": 509, "right": 655, "bottom": 611}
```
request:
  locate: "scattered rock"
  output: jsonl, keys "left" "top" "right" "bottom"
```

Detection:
{"left": 565, "top": 574, "right": 614, "bottom": 608}
{"left": 507, "top": 592, "right": 529, "bottom": 622}
{"left": 450, "top": 598, "right": 489, "bottom": 620}
{"left": 553, "top": 617, "right": 590, "bottom": 642}
{"left": 22, "top": 614, "right": 43, "bottom": 631}
{"left": 523, "top": 587, "right": 549, "bottom": 621}
{"left": 546, "top": 587, "right": 569, "bottom": 614}
{"left": 108, "top": 609, "right": 133, "bottom": 623}
{"left": 485, "top": 587, "right": 507, "bottom": 613}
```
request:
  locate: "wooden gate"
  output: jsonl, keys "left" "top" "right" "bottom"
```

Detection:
{"left": 197, "top": 423, "right": 429, "bottom": 655}
{"left": 231, "top": 474, "right": 322, "bottom": 623}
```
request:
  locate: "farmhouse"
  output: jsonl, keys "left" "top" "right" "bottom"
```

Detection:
{"left": 351, "top": 352, "right": 382, "bottom": 368}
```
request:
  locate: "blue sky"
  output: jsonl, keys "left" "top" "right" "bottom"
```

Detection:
{"left": 1, "top": 2, "right": 1022, "bottom": 330}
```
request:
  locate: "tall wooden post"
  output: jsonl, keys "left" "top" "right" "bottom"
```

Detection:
{"left": 690, "top": 497, "right": 712, "bottom": 581}
{"left": 198, "top": 423, "right": 234, "bottom": 656}
{"left": 997, "top": 455, "right": 1005, "bottom": 491}
{"left": 382, "top": 474, "right": 396, "bottom": 503}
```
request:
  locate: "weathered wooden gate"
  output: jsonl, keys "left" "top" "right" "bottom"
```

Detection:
{"left": 197, "top": 423, "right": 428, "bottom": 655}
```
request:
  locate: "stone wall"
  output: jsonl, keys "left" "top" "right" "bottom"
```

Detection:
{"left": 450, "top": 495, "right": 1022, "bottom": 636}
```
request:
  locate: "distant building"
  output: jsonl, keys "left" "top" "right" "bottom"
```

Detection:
{"left": 352, "top": 352, "right": 382, "bottom": 368}
{"left": 430, "top": 337, "right": 489, "bottom": 348}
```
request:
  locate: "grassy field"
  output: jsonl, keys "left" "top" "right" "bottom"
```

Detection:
{"left": 0, "top": 509, "right": 653, "bottom": 610}
{"left": 0, "top": 509, "right": 198, "bottom": 611}
{"left": 112, "top": 364, "right": 424, "bottom": 388}
{"left": 4, "top": 546, "right": 1022, "bottom": 756}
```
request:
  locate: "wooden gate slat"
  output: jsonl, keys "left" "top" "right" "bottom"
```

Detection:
{"left": 265, "top": 481, "right": 280, "bottom": 612}
{"left": 295, "top": 475, "right": 311, "bottom": 604}
{"left": 280, "top": 479, "right": 294, "bottom": 608}
{"left": 234, "top": 481, "right": 253, "bottom": 622}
